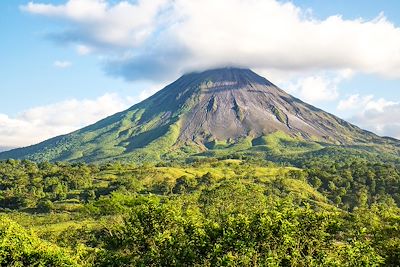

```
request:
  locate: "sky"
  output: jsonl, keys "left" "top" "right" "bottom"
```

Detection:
{"left": 1, "top": 0, "right": 400, "bottom": 150}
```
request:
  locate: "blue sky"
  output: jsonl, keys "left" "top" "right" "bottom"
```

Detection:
{"left": 1, "top": 0, "right": 400, "bottom": 148}
{"left": 293, "top": 0, "right": 400, "bottom": 22}
{"left": 1, "top": 0, "right": 142, "bottom": 115}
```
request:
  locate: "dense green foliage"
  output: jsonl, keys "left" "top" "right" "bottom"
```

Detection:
{"left": 305, "top": 160, "right": 400, "bottom": 210}
{"left": 0, "top": 216, "right": 79, "bottom": 266}
{"left": 0, "top": 157, "right": 400, "bottom": 266}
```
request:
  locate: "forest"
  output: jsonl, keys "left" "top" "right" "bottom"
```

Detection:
{"left": 1, "top": 153, "right": 400, "bottom": 266}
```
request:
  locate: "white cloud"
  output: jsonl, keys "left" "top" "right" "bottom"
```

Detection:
{"left": 76, "top": 44, "right": 92, "bottom": 55}
{"left": 21, "top": 0, "right": 400, "bottom": 81}
{"left": 0, "top": 93, "right": 139, "bottom": 148}
{"left": 338, "top": 94, "right": 396, "bottom": 112}
{"left": 338, "top": 94, "right": 400, "bottom": 138}
{"left": 22, "top": 0, "right": 169, "bottom": 48}
{"left": 280, "top": 70, "right": 353, "bottom": 104}
{"left": 54, "top": 60, "right": 72, "bottom": 68}
{"left": 353, "top": 104, "right": 400, "bottom": 139}
{"left": 286, "top": 75, "right": 339, "bottom": 103}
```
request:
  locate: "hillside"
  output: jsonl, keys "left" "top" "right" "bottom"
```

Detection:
{"left": 0, "top": 67, "right": 398, "bottom": 163}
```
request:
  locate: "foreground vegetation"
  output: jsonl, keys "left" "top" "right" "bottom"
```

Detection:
{"left": 1, "top": 156, "right": 400, "bottom": 266}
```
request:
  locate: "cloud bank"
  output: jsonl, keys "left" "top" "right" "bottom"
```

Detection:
{"left": 22, "top": 0, "right": 400, "bottom": 81}
{"left": 338, "top": 94, "right": 400, "bottom": 139}
{"left": 0, "top": 93, "right": 136, "bottom": 148}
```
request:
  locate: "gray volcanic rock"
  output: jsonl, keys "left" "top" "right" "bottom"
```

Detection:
{"left": 172, "top": 68, "right": 374, "bottom": 145}
{"left": 0, "top": 67, "right": 393, "bottom": 162}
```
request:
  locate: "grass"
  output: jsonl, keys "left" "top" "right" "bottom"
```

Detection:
{"left": 282, "top": 178, "right": 327, "bottom": 203}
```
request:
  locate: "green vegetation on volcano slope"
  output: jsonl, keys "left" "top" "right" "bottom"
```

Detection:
{"left": 1, "top": 157, "right": 400, "bottom": 266}
{"left": 1, "top": 122, "right": 399, "bottom": 166}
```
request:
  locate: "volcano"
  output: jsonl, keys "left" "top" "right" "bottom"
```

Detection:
{"left": 0, "top": 68, "right": 398, "bottom": 163}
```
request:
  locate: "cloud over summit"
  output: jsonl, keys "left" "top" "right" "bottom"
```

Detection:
{"left": 22, "top": 0, "right": 400, "bottom": 81}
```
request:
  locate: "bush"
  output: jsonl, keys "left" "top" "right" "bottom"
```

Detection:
{"left": 0, "top": 216, "right": 80, "bottom": 266}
